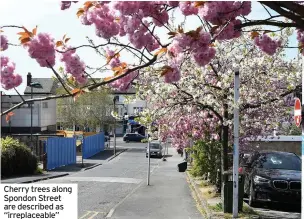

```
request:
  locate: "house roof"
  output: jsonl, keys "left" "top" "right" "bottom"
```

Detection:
{"left": 112, "top": 87, "right": 136, "bottom": 95}
{"left": 24, "top": 78, "right": 58, "bottom": 95}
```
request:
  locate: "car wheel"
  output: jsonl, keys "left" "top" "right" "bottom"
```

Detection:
{"left": 249, "top": 182, "right": 257, "bottom": 207}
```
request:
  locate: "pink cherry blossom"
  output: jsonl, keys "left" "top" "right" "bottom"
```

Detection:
{"left": 254, "top": 34, "right": 282, "bottom": 55}
{"left": 297, "top": 29, "right": 304, "bottom": 55}
{"left": 164, "top": 66, "right": 181, "bottom": 83}
{"left": 110, "top": 71, "right": 138, "bottom": 91}
{"left": 192, "top": 47, "right": 216, "bottom": 67}
{"left": 75, "top": 74, "right": 88, "bottom": 85}
{"left": 0, "top": 56, "right": 23, "bottom": 90}
{"left": 60, "top": 47, "right": 86, "bottom": 80}
{"left": 214, "top": 19, "right": 242, "bottom": 41}
{"left": 0, "top": 56, "right": 9, "bottom": 66}
{"left": 1, "top": 35, "right": 8, "bottom": 51}
{"left": 13, "top": 74, "right": 23, "bottom": 87}
{"left": 60, "top": 1, "right": 72, "bottom": 10}
{"left": 80, "top": 11, "right": 93, "bottom": 25}
{"left": 1, "top": 62, "right": 15, "bottom": 77}
{"left": 167, "top": 1, "right": 179, "bottom": 7}
{"left": 25, "top": 33, "right": 56, "bottom": 67}
{"left": 87, "top": 5, "right": 120, "bottom": 39}
{"left": 179, "top": 2, "right": 198, "bottom": 16}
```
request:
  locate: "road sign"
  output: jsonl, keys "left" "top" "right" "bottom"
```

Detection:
{"left": 294, "top": 98, "right": 301, "bottom": 127}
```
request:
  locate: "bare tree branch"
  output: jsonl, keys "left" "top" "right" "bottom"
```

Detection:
{"left": 242, "top": 84, "right": 301, "bottom": 110}
{"left": 0, "top": 25, "right": 23, "bottom": 29}
{"left": 14, "top": 88, "right": 25, "bottom": 102}
{"left": 47, "top": 60, "right": 71, "bottom": 95}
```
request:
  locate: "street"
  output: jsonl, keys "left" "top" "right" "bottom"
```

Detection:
{"left": 36, "top": 138, "right": 202, "bottom": 219}
{"left": 244, "top": 200, "right": 301, "bottom": 219}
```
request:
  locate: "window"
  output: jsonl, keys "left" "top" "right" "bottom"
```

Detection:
{"left": 133, "top": 107, "right": 144, "bottom": 114}
{"left": 150, "top": 143, "right": 160, "bottom": 149}
{"left": 42, "top": 102, "right": 48, "bottom": 108}
{"left": 256, "top": 153, "right": 301, "bottom": 171}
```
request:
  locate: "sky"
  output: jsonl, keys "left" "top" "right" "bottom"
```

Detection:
{"left": 0, "top": 1, "right": 299, "bottom": 95}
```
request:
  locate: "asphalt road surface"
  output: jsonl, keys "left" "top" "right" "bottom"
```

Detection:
{"left": 36, "top": 138, "right": 201, "bottom": 219}
{"left": 244, "top": 199, "right": 301, "bottom": 218}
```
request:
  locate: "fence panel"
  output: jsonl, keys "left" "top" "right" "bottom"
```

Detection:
{"left": 82, "top": 132, "right": 105, "bottom": 159}
{"left": 46, "top": 137, "right": 76, "bottom": 170}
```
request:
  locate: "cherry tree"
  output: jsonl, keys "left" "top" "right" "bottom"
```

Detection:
{"left": 133, "top": 31, "right": 301, "bottom": 172}
{"left": 1, "top": 1, "right": 303, "bottom": 117}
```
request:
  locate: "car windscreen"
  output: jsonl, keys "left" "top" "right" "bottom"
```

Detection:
{"left": 256, "top": 153, "right": 301, "bottom": 171}
{"left": 150, "top": 143, "right": 160, "bottom": 149}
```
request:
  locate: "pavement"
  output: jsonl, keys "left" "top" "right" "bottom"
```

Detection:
{"left": 1, "top": 172, "right": 69, "bottom": 184}
{"left": 33, "top": 138, "right": 202, "bottom": 219}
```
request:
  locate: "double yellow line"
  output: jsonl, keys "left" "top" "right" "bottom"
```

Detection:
{"left": 79, "top": 211, "right": 106, "bottom": 219}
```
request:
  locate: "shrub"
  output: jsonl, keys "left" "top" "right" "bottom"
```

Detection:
{"left": 141, "top": 139, "right": 148, "bottom": 143}
{"left": 1, "top": 137, "right": 38, "bottom": 177}
{"left": 189, "top": 140, "right": 221, "bottom": 185}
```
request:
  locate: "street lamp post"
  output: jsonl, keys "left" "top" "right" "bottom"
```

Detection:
{"left": 27, "top": 73, "right": 42, "bottom": 151}
{"left": 113, "top": 96, "right": 119, "bottom": 156}
{"left": 232, "top": 69, "right": 240, "bottom": 218}
{"left": 147, "top": 124, "right": 151, "bottom": 185}
{"left": 31, "top": 85, "right": 33, "bottom": 144}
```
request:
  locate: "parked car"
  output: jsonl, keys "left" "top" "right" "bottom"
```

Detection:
{"left": 242, "top": 151, "right": 301, "bottom": 207}
{"left": 123, "top": 133, "right": 146, "bottom": 142}
{"left": 146, "top": 141, "right": 164, "bottom": 158}
{"left": 228, "top": 152, "right": 251, "bottom": 174}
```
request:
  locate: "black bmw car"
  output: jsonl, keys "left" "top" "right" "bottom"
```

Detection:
{"left": 243, "top": 151, "right": 301, "bottom": 207}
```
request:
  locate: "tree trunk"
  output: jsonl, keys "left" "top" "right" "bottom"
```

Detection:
{"left": 222, "top": 125, "right": 229, "bottom": 172}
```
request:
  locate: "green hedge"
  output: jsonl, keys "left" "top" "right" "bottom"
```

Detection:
{"left": 1, "top": 137, "right": 38, "bottom": 177}
{"left": 189, "top": 140, "right": 221, "bottom": 184}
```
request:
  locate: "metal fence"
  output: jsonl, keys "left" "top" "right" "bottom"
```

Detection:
{"left": 2, "top": 133, "right": 64, "bottom": 162}
{"left": 46, "top": 137, "right": 76, "bottom": 170}
{"left": 82, "top": 132, "right": 105, "bottom": 159}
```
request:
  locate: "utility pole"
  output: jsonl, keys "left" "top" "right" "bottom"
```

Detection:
{"left": 147, "top": 124, "right": 151, "bottom": 185}
{"left": 27, "top": 73, "right": 42, "bottom": 152}
{"left": 232, "top": 69, "right": 240, "bottom": 218}
{"left": 27, "top": 73, "right": 33, "bottom": 150}
{"left": 113, "top": 96, "right": 118, "bottom": 156}
{"left": 31, "top": 85, "right": 33, "bottom": 147}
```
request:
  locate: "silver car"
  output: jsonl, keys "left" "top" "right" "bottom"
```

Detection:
{"left": 146, "top": 141, "right": 164, "bottom": 158}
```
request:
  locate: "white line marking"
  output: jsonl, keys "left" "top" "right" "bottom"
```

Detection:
{"left": 79, "top": 211, "right": 92, "bottom": 219}
{"left": 106, "top": 209, "right": 115, "bottom": 218}
{"left": 87, "top": 212, "right": 99, "bottom": 219}
{"left": 49, "top": 177, "right": 142, "bottom": 184}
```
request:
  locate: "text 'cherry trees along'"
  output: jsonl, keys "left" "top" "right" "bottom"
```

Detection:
{"left": 134, "top": 30, "right": 301, "bottom": 170}
{"left": 0, "top": 1, "right": 303, "bottom": 117}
